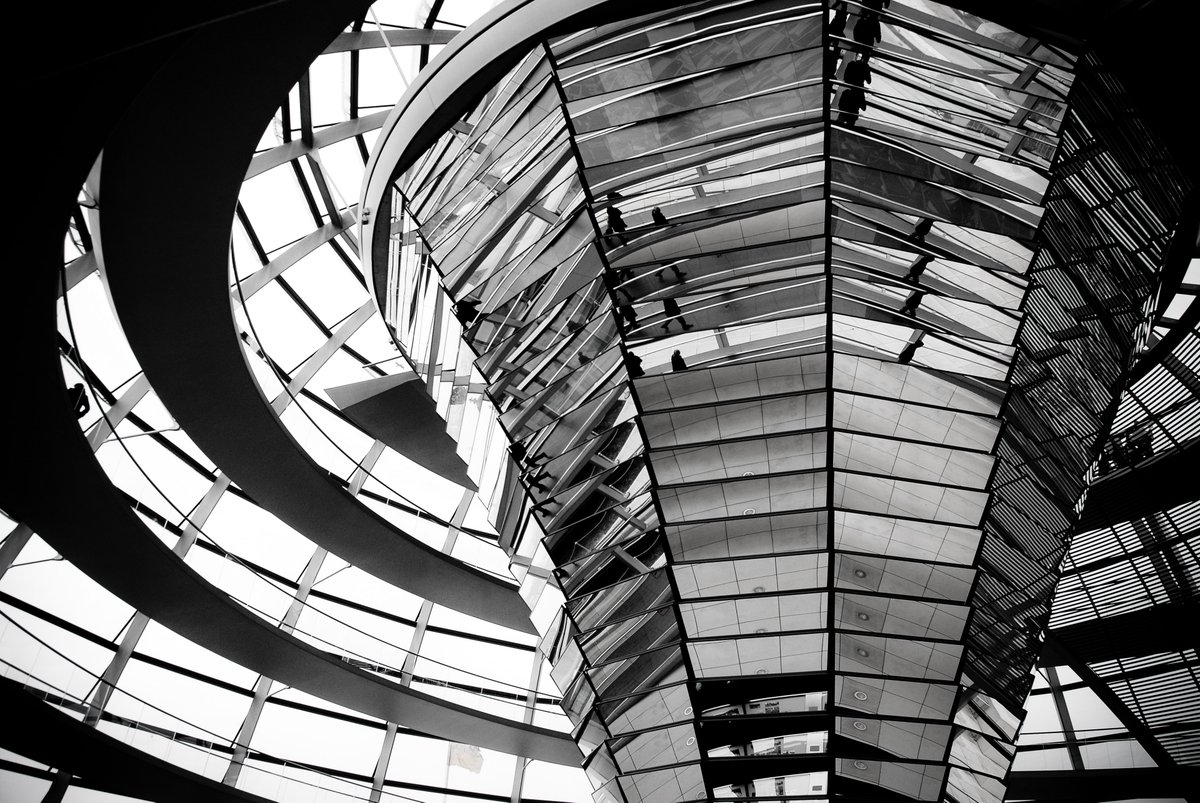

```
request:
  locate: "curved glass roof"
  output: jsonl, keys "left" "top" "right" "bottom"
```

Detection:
{"left": 358, "top": 0, "right": 1194, "bottom": 801}
{"left": 3, "top": 1, "right": 592, "bottom": 801}
{"left": 4, "top": 0, "right": 1198, "bottom": 802}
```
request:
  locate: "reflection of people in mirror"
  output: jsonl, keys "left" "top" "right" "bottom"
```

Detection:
{"left": 853, "top": 11, "right": 881, "bottom": 48}
{"left": 625, "top": 351, "right": 645, "bottom": 378}
{"left": 619, "top": 305, "right": 638, "bottom": 330}
{"left": 830, "top": 1, "right": 848, "bottom": 37}
{"left": 837, "top": 86, "right": 867, "bottom": 126}
{"left": 604, "top": 192, "right": 628, "bottom": 246}
{"left": 662, "top": 297, "right": 693, "bottom": 331}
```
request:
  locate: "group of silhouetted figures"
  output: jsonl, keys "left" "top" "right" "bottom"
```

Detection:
{"left": 510, "top": 441, "right": 555, "bottom": 492}
{"left": 455, "top": 190, "right": 697, "bottom": 380}
{"left": 623, "top": 349, "right": 689, "bottom": 379}
{"left": 457, "top": 192, "right": 706, "bottom": 386}
{"left": 895, "top": 213, "right": 936, "bottom": 364}
{"left": 603, "top": 191, "right": 673, "bottom": 249}
{"left": 613, "top": 295, "right": 692, "bottom": 332}
{"left": 831, "top": 0, "right": 889, "bottom": 127}
{"left": 621, "top": 294, "right": 692, "bottom": 377}
{"left": 602, "top": 193, "right": 695, "bottom": 375}
{"left": 605, "top": 192, "right": 629, "bottom": 245}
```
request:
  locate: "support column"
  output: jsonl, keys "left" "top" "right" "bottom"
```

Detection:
{"left": 223, "top": 543, "right": 329, "bottom": 786}
{"left": 0, "top": 523, "right": 35, "bottom": 583}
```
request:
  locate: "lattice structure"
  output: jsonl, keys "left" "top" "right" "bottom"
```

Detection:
{"left": 370, "top": 1, "right": 1192, "bottom": 801}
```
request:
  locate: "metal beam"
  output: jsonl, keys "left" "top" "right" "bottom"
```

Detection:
{"left": 85, "top": 374, "right": 151, "bottom": 451}
{"left": 368, "top": 722, "right": 399, "bottom": 803}
{"left": 1040, "top": 632, "right": 1178, "bottom": 768}
{"left": 85, "top": 473, "right": 231, "bottom": 725}
{"left": 223, "top": 545, "right": 329, "bottom": 785}
{"left": 323, "top": 28, "right": 457, "bottom": 53}
{"left": 1, "top": 678, "right": 273, "bottom": 803}
{"left": 0, "top": 523, "right": 35, "bottom": 583}
{"left": 246, "top": 111, "right": 388, "bottom": 180}
{"left": 1006, "top": 767, "right": 1200, "bottom": 802}
{"left": 1044, "top": 666, "right": 1084, "bottom": 771}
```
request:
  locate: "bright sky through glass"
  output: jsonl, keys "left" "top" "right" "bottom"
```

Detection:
{"left": 5, "top": 0, "right": 1197, "bottom": 799}
{"left": 3, "top": 1, "right": 595, "bottom": 800}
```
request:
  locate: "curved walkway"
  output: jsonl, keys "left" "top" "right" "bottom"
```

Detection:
{"left": 96, "top": 0, "right": 534, "bottom": 634}
{"left": 8, "top": 0, "right": 576, "bottom": 767}
{"left": 1, "top": 677, "right": 274, "bottom": 803}
{"left": 17, "top": 417, "right": 574, "bottom": 762}
{"left": 18, "top": 306, "right": 578, "bottom": 763}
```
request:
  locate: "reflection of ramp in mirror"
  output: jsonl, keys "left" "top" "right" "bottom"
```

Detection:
{"left": 326, "top": 372, "right": 477, "bottom": 491}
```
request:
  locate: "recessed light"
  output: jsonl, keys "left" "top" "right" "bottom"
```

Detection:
{"left": 742, "top": 471, "right": 755, "bottom": 476}
{"left": 852, "top": 720, "right": 867, "bottom": 731}
{"left": 854, "top": 760, "right": 868, "bottom": 770}
{"left": 855, "top": 647, "right": 869, "bottom": 658}
{"left": 756, "top": 668, "right": 768, "bottom": 675}
{"left": 856, "top": 612, "right": 870, "bottom": 621}
{"left": 853, "top": 569, "right": 867, "bottom": 579}
{"left": 853, "top": 691, "right": 868, "bottom": 701}
{"left": 753, "top": 586, "right": 765, "bottom": 593}
{"left": 755, "top": 627, "right": 767, "bottom": 634}
{"left": 684, "top": 706, "right": 693, "bottom": 715}
{"left": 743, "top": 507, "right": 756, "bottom": 515}
{"left": 686, "top": 736, "right": 696, "bottom": 746}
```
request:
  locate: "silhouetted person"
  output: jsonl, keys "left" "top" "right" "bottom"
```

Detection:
{"left": 524, "top": 463, "right": 555, "bottom": 492}
{"left": 830, "top": 1, "right": 848, "bottom": 37}
{"left": 657, "top": 261, "right": 687, "bottom": 282}
{"left": 862, "top": 0, "right": 889, "bottom": 11}
{"left": 853, "top": 11, "right": 881, "bottom": 47}
{"left": 899, "top": 291, "right": 923, "bottom": 317}
{"left": 510, "top": 442, "right": 528, "bottom": 464}
{"left": 625, "top": 351, "right": 645, "bottom": 378}
{"left": 904, "top": 254, "right": 932, "bottom": 283}
{"left": 619, "top": 305, "right": 638, "bottom": 330}
{"left": 68, "top": 383, "right": 89, "bottom": 419}
{"left": 605, "top": 192, "right": 628, "bottom": 246}
{"left": 456, "top": 298, "right": 480, "bottom": 326}
{"left": 651, "top": 207, "right": 669, "bottom": 226}
{"left": 607, "top": 208, "right": 627, "bottom": 235}
{"left": 662, "top": 297, "right": 692, "bottom": 331}
{"left": 837, "top": 86, "right": 867, "bottom": 126}
{"left": 844, "top": 57, "right": 872, "bottom": 87}
{"left": 671, "top": 350, "right": 688, "bottom": 372}
{"left": 911, "top": 218, "right": 934, "bottom": 241}
{"left": 605, "top": 268, "right": 635, "bottom": 303}
{"left": 898, "top": 335, "right": 924, "bottom": 364}
{"left": 525, "top": 471, "right": 551, "bottom": 493}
